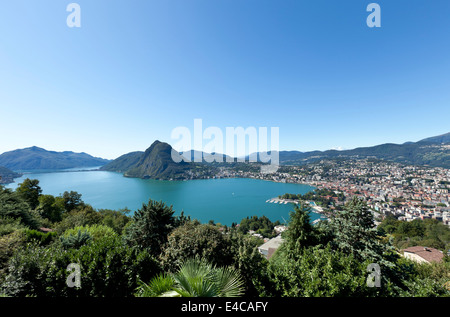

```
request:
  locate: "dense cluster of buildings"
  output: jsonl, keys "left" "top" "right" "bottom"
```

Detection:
{"left": 228, "top": 159, "right": 450, "bottom": 227}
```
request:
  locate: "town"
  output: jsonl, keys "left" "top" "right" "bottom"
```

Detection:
{"left": 211, "top": 157, "right": 450, "bottom": 227}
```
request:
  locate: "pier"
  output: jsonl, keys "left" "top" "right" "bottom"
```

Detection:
{"left": 266, "top": 198, "right": 298, "bottom": 204}
{"left": 266, "top": 197, "right": 329, "bottom": 219}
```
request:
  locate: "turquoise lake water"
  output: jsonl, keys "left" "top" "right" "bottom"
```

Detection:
{"left": 6, "top": 170, "right": 318, "bottom": 225}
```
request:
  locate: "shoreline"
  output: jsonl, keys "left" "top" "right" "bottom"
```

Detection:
{"left": 266, "top": 197, "right": 329, "bottom": 218}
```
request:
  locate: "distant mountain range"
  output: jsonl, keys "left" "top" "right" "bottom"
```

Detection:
{"left": 0, "top": 146, "right": 111, "bottom": 171}
{"left": 268, "top": 132, "right": 450, "bottom": 168}
{"left": 1, "top": 132, "right": 449, "bottom": 183}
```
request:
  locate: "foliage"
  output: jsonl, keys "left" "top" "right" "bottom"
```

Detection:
{"left": 160, "top": 222, "right": 233, "bottom": 273}
{"left": 0, "top": 187, "right": 40, "bottom": 229}
{"left": 330, "top": 197, "right": 395, "bottom": 264}
{"left": 59, "top": 229, "right": 93, "bottom": 249}
{"left": 282, "top": 202, "right": 318, "bottom": 255}
{"left": 53, "top": 205, "right": 103, "bottom": 234}
{"left": 16, "top": 179, "right": 42, "bottom": 210}
{"left": 378, "top": 216, "right": 450, "bottom": 251}
{"left": 0, "top": 230, "right": 26, "bottom": 278}
{"left": 228, "top": 230, "right": 269, "bottom": 297}
{"left": 97, "top": 208, "right": 131, "bottom": 234}
{"left": 260, "top": 244, "right": 373, "bottom": 297}
{"left": 124, "top": 199, "right": 175, "bottom": 256}
{"left": 36, "top": 194, "right": 65, "bottom": 223}
{"left": 0, "top": 217, "right": 26, "bottom": 236}
{"left": 0, "top": 236, "right": 160, "bottom": 297}
{"left": 62, "top": 191, "right": 85, "bottom": 212}
{"left": 136, "top": 257, "right": 244, "bottom": 297}
{"left": 24, "top": 229, "right": 57, "bottom": 246}
{"left": 279, "top": 188, "right": 345, "bottom": 207}
{"left": 62, "top": 224, "right": 117, "bottom": 242}
{"left": 237, "top": 215, "right": 280, "bottom": 238}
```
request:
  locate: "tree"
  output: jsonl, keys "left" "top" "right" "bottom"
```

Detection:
{"left": 330, "top": 197, "right": 387, "bottom": 262}
{"left": 329, "top": 197, "right": 407, "bottom": 292}
{"left": 98, "top": 208, "right": 131, "bottom": 234}
{"left": 135, "top": 257, "right": 244, "bottom": 297}
{"left": 16, "top": 179, "right": 42, "bottom": 210}
{"left": 36, "top": 195, "right": 65, "bottom": 223}
{"left": 160, "top": 222, "right": 233, "bottom": 272}
{"left": 124, "top": 199, "right": 175, "bottom": 256}
{"left": 261, "top": 244, "right": 373, "bottom": 297}
{"left": 283, "top": 201, "right": 317, "bottom": 256}
{"left": 62, "top": 191, "right": 84, "bottom": 212}
{"left": 53, "top": 205, "right": 102, "bottom": 234}
{"left": 0, "top": 187, "right": 39, "bottom": 229}
{"left": 228, "top": 230, "right": 269, "bottom": 297}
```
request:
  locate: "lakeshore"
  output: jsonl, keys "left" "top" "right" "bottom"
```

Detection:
{"left": 5, "top": 170, "right": 319, "bottom": 226}
{"left": 266, "top": 197, "right": 329, "bottom": 220}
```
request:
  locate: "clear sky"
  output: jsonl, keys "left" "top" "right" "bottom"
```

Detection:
{"left": 0, "top": 0, "right": 449, "bottom": 159}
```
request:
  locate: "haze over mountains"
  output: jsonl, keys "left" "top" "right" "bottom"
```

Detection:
{"left": 1, "top": 132, "right": 449, "bottom": 183}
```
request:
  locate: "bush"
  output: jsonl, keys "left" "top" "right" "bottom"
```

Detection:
{"left": 0, "top": 217, "right": 26, "bottom": 237}
{"left": 24, "top": 229, "right": 57, "bottom": 246}
{"left": 62, "top": 224, "right": 117, "bottom": 242}
{"left": 0, "top": 231, "right": 26, "bottom": 278}
{"left": 53, "top": 206, "right": 102, "bottom": 234}
{"left": 160, "top": 222, "right": 233, "bottom": 273}
{"left": 260, "top": 244, "right": 374, "bottom": 297}
{"left": 59, "top": 229, "right": 93, "bottom": 249}
{"left": 0, "top": 236, "right": 161, "bottom": 297}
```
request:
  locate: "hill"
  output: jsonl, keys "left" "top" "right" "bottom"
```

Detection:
{"left": 417, "top": 132, "right": 450, "bottom": 145}
{"left": 275, "top": 133, "right": 450, "bottom": 168}
{"left": 0, "top": 166, "right": 22, "bottom": 184}
{"left": 102, "top": 141, "right": 195, "bottom": 180}
{"left": 125, "top": 141, "right": 191, "bottom": 179}
{"left": 100, "top": 151, "right": 144, "bottom": 173}
{"left": 0, "top": 146, "right": 111, "bottom": 171}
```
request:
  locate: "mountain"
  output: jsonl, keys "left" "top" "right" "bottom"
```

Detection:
{"left": 103, "top": 132, "right": 450, "bottom": 180}
{"left": 0, "top": 166, "right": 22, "bottom": 184}
{"left": 126, "top": 141, "right": 191, "bottom": 179}
{"left": 0, "top": 146, "right": 111, "bottom": 171}
{"left": 274, "top": 132, "right": 450, "bottom": 168}
{"left": 417, "top": 132, "right": 450, "bottom": 145}
{"left": 180, "top": 150, "right": 235, "bottom": 163}
{"left": 100, "top": 151, "right": 144, "bottom": 173}
{"left": 102, "top": 141, "right": 193, "bottom": 180}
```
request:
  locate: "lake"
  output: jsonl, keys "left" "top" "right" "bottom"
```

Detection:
{"left": 6, "top": 170, "right": 318, "bottom": 225}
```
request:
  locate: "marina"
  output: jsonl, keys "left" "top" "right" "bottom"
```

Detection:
{"left": 266, "top": 197, "right": 329, "bottom": 219}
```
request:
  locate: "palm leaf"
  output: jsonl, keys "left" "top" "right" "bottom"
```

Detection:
{"left": 213, "top": 266, "right": 245, "bottom": 297}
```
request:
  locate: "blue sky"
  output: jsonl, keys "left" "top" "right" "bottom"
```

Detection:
{"left": 0, "top": 0, "right": 449, "bottom": 159}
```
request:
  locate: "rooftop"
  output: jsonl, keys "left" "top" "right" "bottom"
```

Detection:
{"left": 402, "top": 246, "right": 444, "bottom": 263}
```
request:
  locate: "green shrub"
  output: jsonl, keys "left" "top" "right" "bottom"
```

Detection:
{"left": 0, "top": 236, "right": 161, "bottom": 297}
{"left": 0, "top": 217, "right": 26, "bottom": 236}
{"left": 63, "top": 224, "right": 117, "bottom": 241}
{"left": 59, "top": 229, "right": 92, "bottom": 249}
{"left": 0, "top": 230, "right": 26, "bottom": 278}
{"left": 24, "top": 229, "right": 57, "bottom": 246}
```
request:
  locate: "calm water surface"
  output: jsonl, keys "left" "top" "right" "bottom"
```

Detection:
{"left": 7, "top": 170, "right": 318, "bottom": 225}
